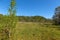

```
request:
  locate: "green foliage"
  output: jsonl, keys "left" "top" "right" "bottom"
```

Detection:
{"left": 53, "top": 6, "right": 60, "bottom": 25}
{"left": 17, "top": 16, "right": 47, "bottom": 22}
{"left": 0, "top": 0, "right": 17, "bottom": 40}
{"left": 8, "top": 0, "right": 17, "bottom": 40}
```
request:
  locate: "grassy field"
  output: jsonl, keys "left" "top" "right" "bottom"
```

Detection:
{"left": 14, "top": 22, "right": 60, "bottom": 40}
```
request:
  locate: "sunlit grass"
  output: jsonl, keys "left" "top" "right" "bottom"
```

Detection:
{"left": 13, "top": 22, "right": 60, "bottom": 40}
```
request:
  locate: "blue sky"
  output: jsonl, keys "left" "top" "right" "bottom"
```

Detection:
{"left": 0, "top": 0, "right": 60, "bottom": 18}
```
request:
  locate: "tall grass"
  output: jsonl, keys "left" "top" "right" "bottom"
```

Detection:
{"left": 13, "top": 22, "right": 60, "bottom": 40}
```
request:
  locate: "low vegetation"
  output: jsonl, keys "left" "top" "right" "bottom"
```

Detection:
{"left": 14, "top": 22, "right": 60, "bottom": 40}
{"left": 0, "top": 0, "right": 60, "bottom": 40}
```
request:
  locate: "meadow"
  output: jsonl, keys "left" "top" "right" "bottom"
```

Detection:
{"left": 13, "top": 22, "right": 60, "bottom": 40}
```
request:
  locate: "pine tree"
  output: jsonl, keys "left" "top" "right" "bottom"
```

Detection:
{"left": 53, "top": 6, "right": 60, "bottom": 25}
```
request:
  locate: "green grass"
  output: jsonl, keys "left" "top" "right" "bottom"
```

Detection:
{"left": 14, "top": 22, "right": 60, "bottom": 40}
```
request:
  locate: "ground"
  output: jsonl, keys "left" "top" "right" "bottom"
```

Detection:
{"left": 14, "top": 22, "right": 60, "bottom": 40}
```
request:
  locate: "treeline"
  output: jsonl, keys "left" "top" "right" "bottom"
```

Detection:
{"left": 17, "top": 16, "right": 52, "bottom": 23}
{"left": 0, "top": 14, "right": 52, "bottom": 23}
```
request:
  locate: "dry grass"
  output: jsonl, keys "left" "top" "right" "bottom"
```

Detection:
{"left": 13, "top": 22, "right": 60, "bottom": 40}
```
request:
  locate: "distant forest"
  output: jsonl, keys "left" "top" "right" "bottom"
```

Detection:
{"left": 17, "top": 16, "right": 52, "bottom": 23}
{"left": 0, "top": 14, "right": 52, "bottom": 22}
